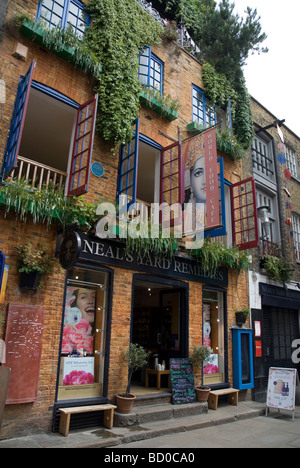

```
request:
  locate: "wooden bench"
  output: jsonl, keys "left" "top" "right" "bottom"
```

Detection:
{"left": 58, "top": 404, "right": 117, "bottom": 437}
{"left": 208, "top": 388, "right": 239, "bottom": 410}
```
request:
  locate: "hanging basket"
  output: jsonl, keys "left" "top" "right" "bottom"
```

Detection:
{"left": 19, "top": 271, "right": 41, "bottom": 290}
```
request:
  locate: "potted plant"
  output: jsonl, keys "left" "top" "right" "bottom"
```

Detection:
{"left": 189, "top": 345, "right": 213, "bottom": 402}
{"left": 15, "top": 241, "right": 57, "bottom": 290}
{"left": 235, "top": 307, "right": 249, "bottom": 326}
{"left": 116, "top": 343, "right": 150, "bottom": 414}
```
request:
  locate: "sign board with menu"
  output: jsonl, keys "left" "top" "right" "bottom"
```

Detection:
{"left": 266, "top": 367, "right": 298, "bottom": 421}
{"left": 170, "top": 358, "right": 196, "bottom": 405}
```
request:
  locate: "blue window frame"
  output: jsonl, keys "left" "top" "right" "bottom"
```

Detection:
{"left": 0, "top": 61, "right": 35, "bottom": 182}
{"left": 116, "top": 118, "right": 140, "bottom": 214}
{"left": 192, "top": 85, "right": 216, "bottom": 127}
{"left": 138, "top": 47, "right": 164, "bottom": 94}
{"left": 36, "top": 0, "right": 89, "bottom": 39}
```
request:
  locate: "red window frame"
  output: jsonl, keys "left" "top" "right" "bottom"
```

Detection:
{"left": 68, "top": 94, "right": 98, "bottom": 197}
{"left": 160, "top": 141, "right": 183, "bottom": 226}
{"left": 230, "top": 177, "right": 259, "bottom": 250}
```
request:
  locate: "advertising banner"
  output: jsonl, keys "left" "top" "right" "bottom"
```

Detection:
{"left": 266, "top": 367, "right": 298, "bottom": 420}
{"left": 182, "top": 127, "right": 219, "bottom": 235}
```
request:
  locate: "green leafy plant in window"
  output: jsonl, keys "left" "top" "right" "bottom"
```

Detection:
{"left": 261, "top": 255, "right": 292, "bottom": 283}
{"left": 190, "top": 238, "right": 250, "bottom": 275}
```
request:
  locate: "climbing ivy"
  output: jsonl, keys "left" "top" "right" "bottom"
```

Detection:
{"left": 202, "top": 61, "right": 254, "bottom": 152}
{"left": 86, "top": 0, "right": 163, "bottom": 149}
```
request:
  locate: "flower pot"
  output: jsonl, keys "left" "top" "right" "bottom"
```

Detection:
{"left": 195, "top": 386, "right": 211, "bottom": 403}
{"left": 116, "top": 393, "right": 136, "bottom": 414}
{"left": 19, "top": 271, "right": 41, "bottom": 290}
{"left": 235, "top": 311, "right": 247, "bottom": 326}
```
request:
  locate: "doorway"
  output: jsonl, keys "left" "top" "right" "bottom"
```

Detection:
{"left": 131, "top": 276, "right": 188, "bottom": 394}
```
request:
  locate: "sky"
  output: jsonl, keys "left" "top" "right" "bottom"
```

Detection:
{"left": 231, "top": 0, "right": 300, "bottom": 137}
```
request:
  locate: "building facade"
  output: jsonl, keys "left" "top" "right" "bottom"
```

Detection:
{"left": 245, "top": 98, "right": 300, "bottom": 402}
{"left": 0, "top": 0, "right": 297, "bottom": 438}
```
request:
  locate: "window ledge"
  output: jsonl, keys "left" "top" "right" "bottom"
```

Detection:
{"left": 139, "top": 90, "right": 178, "bottom": 121}
{"left": 20, "top": 18, "right": 101, "bottom": 76}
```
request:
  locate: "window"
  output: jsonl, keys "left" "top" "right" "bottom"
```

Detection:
{"left": 36, "top": 0, "right": 89, "bottom": 39}
{"left": 252, "top": 135, "right": 274, "bottom": 179}
{"left": 203, "top": 289, "right": 226, "bottom": 386}
{"left": 0, "top": 61, "right": 97, "bottom": 196}
{"left": 256, "top": 187, "right": 279, "bottom": 244}
{"left": 292, "top": 213, "right": 300, "bottom": 262}
{"left": 58, "top": 267, "right": 110, "bottom": 401}
{"left": 230, "top": 177, "right": 259, "bottom": 250}
{"left": 285, "top": 145, "right": 298, "bottom": 179}
{"left": 138, "top": 47, "right": 164, "bottom": 94}
{"left": 192, "top": 85, "right": 216, "bottom": 128}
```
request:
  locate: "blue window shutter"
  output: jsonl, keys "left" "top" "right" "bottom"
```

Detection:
{"left": 68, "top": 94, "right": 98, "bottom": 197}
{"left": 116, "top": 118, "right": 139, "bottom": 214}
{"left": 138, "top": 47, "right": 151, "bottom": 87}
{"left": 0, "top": 251, "right": 5, "bottom": 291}
{"left": 205, "top": 158, "right": 226, "bottom": 238}
{"left": 0, "top": 60, "right": 35, "bottom": 182}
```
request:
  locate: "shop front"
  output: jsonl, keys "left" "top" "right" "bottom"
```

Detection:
{"left": 250, "top": 276, "right": 300, "bottom": 402}
{"left": 55, "top": 230, "right": 236, "bottom": 430}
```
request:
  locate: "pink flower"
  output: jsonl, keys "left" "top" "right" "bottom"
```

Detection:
{"left": 203, "top": 364, "right": 219, "bottom": 374}
{"left": 63, "top": 370, "right": 94, "bottom": 386}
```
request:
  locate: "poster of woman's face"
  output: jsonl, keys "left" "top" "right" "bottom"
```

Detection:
{"left": 189, "top": 156, "right": 206, "bottom": 204}
{"left": 62, "top": 286, "right": 96, "bottom": 355}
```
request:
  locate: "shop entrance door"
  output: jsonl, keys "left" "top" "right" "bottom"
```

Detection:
{"left": 252, "top": 306, "right": 300, "bottom": 402}
{"left": 131, "top": 278, "right": 188, "bottom": 393}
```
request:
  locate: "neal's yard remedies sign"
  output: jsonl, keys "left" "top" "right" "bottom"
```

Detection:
{"left": 266, "top": 367, "right": 298, "bottom": 421}
{"left": 74, "top": 233, "right": 228, "bottom": 287}
{"left": 170, "top": 358, "right": 196, "bottom": 405}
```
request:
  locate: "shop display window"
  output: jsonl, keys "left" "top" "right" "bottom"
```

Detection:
{"left": 57, "top": 268, "right": 108, "bottom": 401}
{"left": 202, "top": 289, "right": 225, "bottom": 385}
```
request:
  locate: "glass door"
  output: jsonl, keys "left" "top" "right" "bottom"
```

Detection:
{"left": 202, "top": 289, "right": 226, "bottom": 385}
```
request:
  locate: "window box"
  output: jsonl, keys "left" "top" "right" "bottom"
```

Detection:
{"left": 139, "top": 90, "right": 178, "bottom": 122}
{"left": 20, "top": 18, "right": 101, "bottom": 75}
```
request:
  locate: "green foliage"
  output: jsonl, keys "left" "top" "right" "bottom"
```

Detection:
{"left": 261, "top": 255, "right": 292, "bottom": 283}
{"left": 0, "top": 179, "right": 99, "bottom": 230}
{"left": 15, "top": 14, "right": 100, "bottom": 77}
{"left": 121, "top": 343, "right": 150, "bottom": 395}
{"left": 86, "top": 0, "right": 163, "bottom": 149}
{"left": 190, "top": 345, "right": 213, "bottom": 368}
{"left": 201, "top": 61, "right": 236, "bottom": 109}
{"left": 216, "top": 128, "right": 246, "bottom": 161}
{"left": 15, "top": 241, "right": 57, "bottom": 275}
{"left": 124, "top": 222, "right": 177, "bottom": 260}
{"left": 233, "top": 74, "right": 254, "bottom": 150}
{"left": 190, "top": 238, "right": 250, "bottom": 274}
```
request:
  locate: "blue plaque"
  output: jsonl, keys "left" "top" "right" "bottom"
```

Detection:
{"left": 91, "top": 162, "right": 104, "bottom": 178}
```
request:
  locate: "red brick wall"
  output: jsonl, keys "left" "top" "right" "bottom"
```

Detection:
{"left": 0, "top": 1, "right": 250, "bottom": 437}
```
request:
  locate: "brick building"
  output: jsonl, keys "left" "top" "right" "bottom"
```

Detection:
{"left": 0, "top": 0, "right": 297, "bottom": 438}
{"left": 244, "top": 97, "right": 300, "bottom": 402}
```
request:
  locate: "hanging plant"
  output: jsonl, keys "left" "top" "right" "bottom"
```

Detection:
{"left": 86, "top": 0, "right": 163, "bottom": 149}
{"left": 260, "top": 255, "right": 292, "bottom": 283}
{"left": 190, "top": 238, "right": 250, "bottom": 274}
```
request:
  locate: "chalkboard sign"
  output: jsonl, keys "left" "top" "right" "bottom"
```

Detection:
{"left": 170, "top": 358, "right": 196, "bottom": 405}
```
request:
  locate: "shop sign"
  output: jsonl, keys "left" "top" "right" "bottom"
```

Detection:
{"left": 66, "top": 232, "right": 228, "bottom": 287}
{"left": 259, "top": 283, "right": 300, "bottom": 310}
{"left": 266, "top": 367, "right": 298, "bottom": 421}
